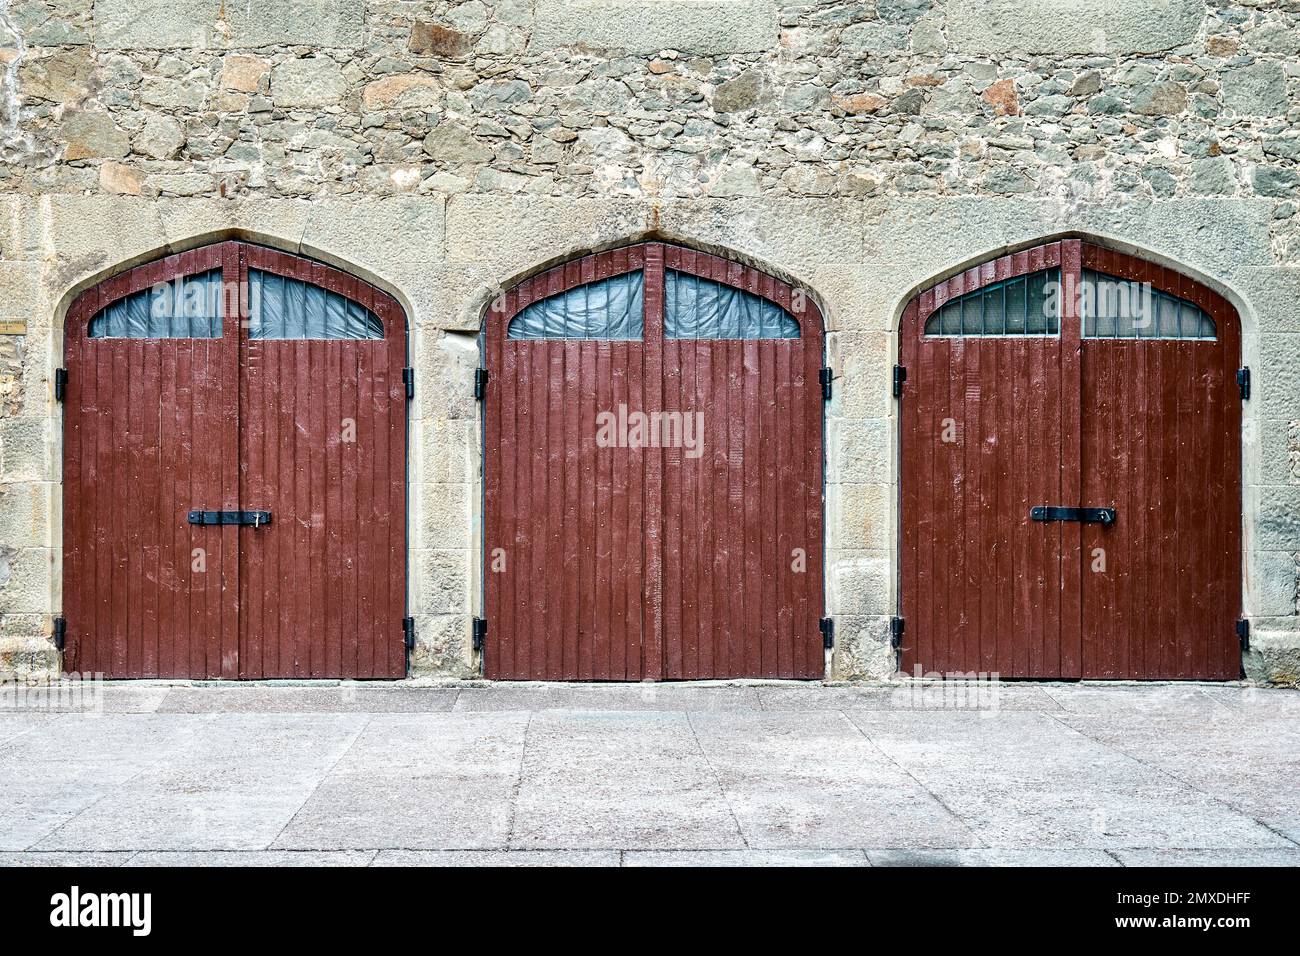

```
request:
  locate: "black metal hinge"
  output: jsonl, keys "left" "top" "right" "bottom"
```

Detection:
{"left": 472, "top": 617, "right": 488, "bottom": 652}
{"left": 474, "top": 368, "right": 489, "bottom": 401}
{"left": 1236, "top": 367, "right": 1250, "bottom": 401}
{"left": 890, "top": 616, "right": 904, "bottom": 650}
{"left": 402, "top": 616, "right": 415, "bottom": 650}
{"left": 52, "top": 617, "right": 66, "bottom": 651}
{"left": 818, "top": 367, "right": 832, "bottom": 401}
{"left": 819, "top": 616, "right": 834, "bottom": 649}
{"left": 402, "top": 367, "right": 415, "bottom": 401}
{"left": 54, "top": 368, "right": 68, "bottom": 402}
{"left": 892, "top": 365, "right": 907, "bottom": 399}
{"left": 1236, "top": 618, "right": 1250, "bottom": 652}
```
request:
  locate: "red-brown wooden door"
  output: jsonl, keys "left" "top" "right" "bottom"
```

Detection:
{"left": 484, "top": 242, "right": 825, "bottom": 680}
{"left": 899, "top": 239, "right": 1241, "bottom": 680}
{"left": 62, "top": 241, "right": 408, "bottom": 679}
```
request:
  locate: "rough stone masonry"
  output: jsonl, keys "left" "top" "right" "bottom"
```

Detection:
{"left": 0, "top": 0, "right": 1297, "bottom": 683}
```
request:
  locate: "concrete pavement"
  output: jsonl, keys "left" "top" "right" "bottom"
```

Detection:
{"left": 0, "top": 681, "right": 1297, "bottom": 866}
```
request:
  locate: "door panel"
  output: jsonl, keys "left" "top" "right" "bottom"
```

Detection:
{"left": 485, "top": 242, "right": 825, "bottom": 680}
{"left": 1078, "top": 274, "right": 1242, "bottom": 679}
{"left": 64, "top": 246, "right": 238, "bottom": 678}
{"left": 900, "top": 330, "right": 1067, "bottom": 678}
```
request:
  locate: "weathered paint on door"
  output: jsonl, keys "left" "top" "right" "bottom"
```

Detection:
{"left": 62, "top": 241, "right": 408, "bottom": 679}
{"left": 899, "top": 239, "right": 1242, "bottom": 680}
{"left": 484, "top": 242, "right": 826, "bottom": 680}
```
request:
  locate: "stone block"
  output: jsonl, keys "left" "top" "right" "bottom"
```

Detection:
{"left": 414, "top": 329, "right": 480, "bottom": 424}
{"left": 808, "top": 264, "right": 879, "bottom": 332}
{"left": 223, "top": 1, "right": 365, "bottom": 48}
{"left": 413, "top": 549, "right": 471, "bottom": 615}
{"left": 417, "top": 482, "right": 472, "bottom": 549}
{"left": 1258, "top": 334, "right": 1300, "bottom": 421}
{"left": 833, "top": 331, "right": 890, "bottom": 420}
{"left": 946, "top": 0, "right": 1205, "bottom": 55}
{"left": 0, "top": 197, "right": 47, "bottom": 263}
{"left": 94, "top": 0, "right": 214, "bottom": 49}
{"left": 363, "top": 74, "right": 443, "bottom": 112}
{"left": 409, "top": 613, "right": 475, "bottom": 677}
{"left": 1221, "top": 61, "right": 1289, "bottom": 117}
{"left": 444, "top": 196, "right": 650, "bottom": 282}
{"left": 0, "top": 418, "right": 54, "bottom": 482}
{"left": 94, "top": 0, "right": 364, "bottom": 49}
{"left": 830, "top": 614, "right": 895, "bottom": 680}
{"left": 221, "top": 55, "right": 271, "bottom": 93}
{"left": 132, "top": 114, "right": 185, "bottom": 161}
{"left": 1238, "top": 269, "right": 1300, "bottom": 333}
{"left": 1256, "top": 418, "right": 1299, "bottom": 487}
{"left": 143, "top": 173, "right": 214, "bottom": 198}
{"left": 0, "top": 636, "right": 60, "bottom": 683}
{"left": 831, "top": 418, "right": 890, "bottom": 484}
{"left": 1257, "top": 487, "right": 1300, "bottom": 551}
{"left": 416, "top": 419, "right": 478, "bottom": 485}
{"left": 0, "top": 484, "right": 52, "bottom": 548}
{"left": 0, "top": 547, "right": 53, "bottom": 615}
{"left": 41, "top": 196, "right": 167, "bottom": 278}
{"left": 1243, "top": 625, "right": 1300, "bottom": 686}
{"left": 410, "top": 21, "right": 476, "bottom": 58}
{"left": 1252, "top": 551, "right": 1298, "bottom": 618}
{"left": 1189, "top": 157, "right": 1238, "bottom": 197}
{"left": 530, "top": 0, "right": 778, "bottom": 55}
{"left": 271, "top": 57, "right": 346, "bottom": 109}
{"left": 832, "top": 551, "right": 891, "bottom": 616}
{"left": 0, "top": 264, "right": 45, "bottom": 320}
{"left": 58, "top": 111, "right": 130, "bottom": 161}
{"left": 656, "top": 198, "right": 866, "bottom": 272}
{"left": 834, "top": 483, "right": 891, "bottom": 552}
{"left": 422, "top": 124, "right": 495, "bottom": 165}
{"left": 100, "top": 162, "right": 145, "bottom": 196}
{"left": 152, "top": 198, "right": 313, "bottom": 256}
{"left": 300, "top": 197, "right": 445, "bottom": 303}
{"left": 430, "top": 262, "right": 507, "bottom": 334}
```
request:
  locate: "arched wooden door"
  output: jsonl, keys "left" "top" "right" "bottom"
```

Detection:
{"left": 62, "top": 241, "right": 408, "bottom": 679}
{"left": 899, "top": 239, "right": 1243, "bottom": 679}
{"left": 484, "top": 242, "right": 826, "bottom": 680}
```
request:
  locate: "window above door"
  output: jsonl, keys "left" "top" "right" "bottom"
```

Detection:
{"left": 1081, "top": 269, "right": 1216, "bottom": 340}
{"left": 491, "top": 241, "right": 817, "bottom": 345}
{"left": 911, "top": 239, "right": 1234, "bottom": 346}
{"left": 248, "top": 269, "right": 384, "bottom": 340}
{"left": 88, "top": 269, "right": 224, "bottom": 339}
{"left": 923, "top": 267, "right": 1061, "bottom": 337}
{"left": 69, "top": 241, "right": 403, "bottom": 348}
{"left": 508, "top": 271, "right": 645, "bottom": 340}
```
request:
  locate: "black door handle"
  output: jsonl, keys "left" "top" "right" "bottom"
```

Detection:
{"left": 188, "top": 510, "right": 272, "bottom": 527}
{"left": 1030, "top": 506, "right": 1116, "bottom": 524}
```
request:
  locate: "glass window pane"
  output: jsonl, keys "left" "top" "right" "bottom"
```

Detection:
{"left": 923, "top": 267, "right": 1062, "bottom": 337}
{"left": 247, "top": 269, "right": 383, "bottom": 340}
{"left": 509, "top": 271, "right": 645, "bottom": 340}
{"left": 88, "top": 269, "right": 224, "bottom": 339}
{"left": 664, "top": 270, "right": 798, "bottom": 340}
{"left": 1082, "top": 268, "right": 1215, "bottom": 340}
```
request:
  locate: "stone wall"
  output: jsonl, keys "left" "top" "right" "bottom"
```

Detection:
{"left": 0, "top": 0, "right": 1297, "bottom": 682}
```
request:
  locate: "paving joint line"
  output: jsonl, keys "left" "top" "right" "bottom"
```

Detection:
{"left": 1041, "top": 709, "right": 1300, "bottom": 849}
{"left": 684, "top": 710, "right": 750, "bottom": 850}
{"left": 265, "top": 713, "right": 375, "bottom": 852}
